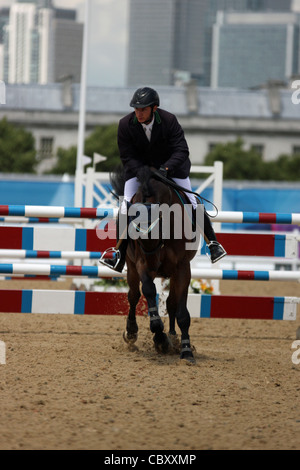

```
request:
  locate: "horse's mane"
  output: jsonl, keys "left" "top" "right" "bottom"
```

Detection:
{"left": 110, "top": 165, "right": 155, "bottom": 199}
{"left": 136, "top": 166, "right": 155, "bottom": 199}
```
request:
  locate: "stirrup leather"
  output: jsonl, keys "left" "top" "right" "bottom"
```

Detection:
{"left": 99, "top": 247, "right": 121, "bottom": 269}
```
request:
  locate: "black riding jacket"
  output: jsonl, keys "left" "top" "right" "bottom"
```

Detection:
{"left": 118, "top": 108, "right": 191, "bottom": 181}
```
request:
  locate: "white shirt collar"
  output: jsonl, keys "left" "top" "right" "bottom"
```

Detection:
{"left": 142, "top": 115, "right": 155, "bottom": 131}
{"left": 142, "top": 116, "right": 154, "bottom": 141}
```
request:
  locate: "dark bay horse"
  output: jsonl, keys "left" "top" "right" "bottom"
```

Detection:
{"left": 112, "top": 166, "right": 200, "bottom": 364}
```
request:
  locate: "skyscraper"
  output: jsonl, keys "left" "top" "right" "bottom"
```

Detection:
{"left": 211, "top": 11, "right": 299, "bottom": 89}
{"left": 2, "top": 1, "right": 83, "bottom": 85}
{"left": 52, "top": 18, "right": 83, "bottom": 83}
{"left": 127, "top": 0, "right": 176, "bottom": 86}
{"left": 5, "top": 3, "right": 39, "bottom": 84}
{"left": 0, "top": 7, "right": 9, "bottom": 81}
{"left": 127, "top": 0, "right": 293, "bottom": 87}
{"left": 0, "top": 7, "right": 9, "bottom": 44}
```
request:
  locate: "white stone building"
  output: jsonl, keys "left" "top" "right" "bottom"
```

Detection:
{"left": 1, "top": 82, "right": 300, "bottom": 174}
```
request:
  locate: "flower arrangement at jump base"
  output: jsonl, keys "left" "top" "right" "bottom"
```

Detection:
{"left": 162, "top": 278, "right": 214, "bottom": 295}
{"left": 189, "top": 279, "right": 214, "bottom": 295}
{"left": 92, "top": 277, "right": 128, "bottom": 292}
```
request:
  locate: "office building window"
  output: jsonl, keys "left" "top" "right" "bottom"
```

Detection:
{"left": 292, "top": 146, "right": 300, "bottom": 155}
{"left": 251, "top": 144, "right": 264, "bottom": 156}
{"left": 39, "top": 137, "right": 53, "bottom": 160}
{"left": 208, "top": 143, "right": 218, "bottom": 152}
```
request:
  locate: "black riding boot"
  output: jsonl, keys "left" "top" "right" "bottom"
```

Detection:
{"left": 203, "top": 210, "right": 227, "bottom": 263}
{"left": 192, "top": 207, "right": 226, "bottom": 263}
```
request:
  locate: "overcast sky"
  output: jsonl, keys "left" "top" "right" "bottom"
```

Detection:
{"left": 2, "top": 0, "right": 129, "bottom": 87}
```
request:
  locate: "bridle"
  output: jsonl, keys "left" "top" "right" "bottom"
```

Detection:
{"left": 132, "top": 184, "right": 173, "bottom": 256}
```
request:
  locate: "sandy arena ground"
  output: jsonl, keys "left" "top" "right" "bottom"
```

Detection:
{"left": 0, "top": 278, "right": 299, "bottom": 450}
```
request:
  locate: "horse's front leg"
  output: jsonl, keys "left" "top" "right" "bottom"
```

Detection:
{"left": 141, "top": 274, "right": 163, "bottom": 333}
{"left": 124, "top": 261, "right": 140, "bottom": 344}
{"left": 165, "top": 284, "right": 181, "bottom": 354}
{"left": 171, "top": 262, "right": 195, "bottom": 364}
{"left": 141, "top": 273, "right": 169, "bottom": 353}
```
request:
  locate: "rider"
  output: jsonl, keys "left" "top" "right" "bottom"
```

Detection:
{"left": 100, "top": 87, "right": 226, "bottom": 272}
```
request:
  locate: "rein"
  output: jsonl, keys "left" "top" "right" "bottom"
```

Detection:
{"left": 151, "top": 169, "right": 219, "bottom": 217}
{"left": 133, "top": 183, "right": 172, "bottom": 256}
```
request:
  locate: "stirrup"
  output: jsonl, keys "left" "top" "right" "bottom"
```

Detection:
{"left": 206, "top": 241, "right": 227, "bottom": 264}
{"left": 99, "top": 247, "right": 121, "bottom": 269}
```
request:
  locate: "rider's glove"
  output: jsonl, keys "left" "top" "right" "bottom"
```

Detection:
{"left": 159, "top": 166, "right": 168, "bottom": 178}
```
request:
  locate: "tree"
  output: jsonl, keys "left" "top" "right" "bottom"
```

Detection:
{"left": 49, "top": 124, "right": 120, "bottom": 175}
{"left": 51, "top": 145, "right": 77, "bottom": 175}
{"left": 204, "top": 138, "right": 265, "bottom": 180}
{"left": 266, "top": 153, "right": 300, "bottom": 181}
{"left": 204, "top": 138, "right": 300, "bottom": 181}
{"left": 0, "top": 118, "right": 37, "bottom": 173}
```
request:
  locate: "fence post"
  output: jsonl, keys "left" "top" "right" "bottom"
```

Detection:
{"left": 85, "top": 167, "right": 95, "bottom": 208}
{"left": 74, "top": 169, "right": 83, "bottom": 207}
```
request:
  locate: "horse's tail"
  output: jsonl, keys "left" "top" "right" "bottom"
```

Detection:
{"left": 110, "top": 164, "right": 125, "bottom": 197}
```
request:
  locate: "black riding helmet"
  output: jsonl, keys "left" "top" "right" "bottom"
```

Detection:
{"left": 130, "top": 87, "right": 160, "bottom": 108}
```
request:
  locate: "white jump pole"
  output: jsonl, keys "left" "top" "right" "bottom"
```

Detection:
{"left": 75, "top": 0, "right": 90, "bottom": 207}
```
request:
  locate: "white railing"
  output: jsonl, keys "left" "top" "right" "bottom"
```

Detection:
{"left": 190, "top": 161, "right": 223, "bottom": 231}
{"left": 75, "top": 161, "right": 224, "bottom": 219}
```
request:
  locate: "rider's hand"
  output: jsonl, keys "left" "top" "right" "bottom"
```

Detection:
{"left": 159, "top": 166, "right": 168, "bottom": 178}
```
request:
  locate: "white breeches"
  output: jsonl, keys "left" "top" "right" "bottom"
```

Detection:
{"left": 121, "top": 176, "right": 197, "bottom": 213}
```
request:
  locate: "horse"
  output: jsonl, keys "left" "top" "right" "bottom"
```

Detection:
{"left": 111, "top": 165, "right": 201, "bottom": 364}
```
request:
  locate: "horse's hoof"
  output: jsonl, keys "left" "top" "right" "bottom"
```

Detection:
{"left": 123, "top": 331, "right": 138, "bottom": 344}
{"left": 150, "top": 317, "right": 164, "bottom": 334}
{"left": 153, "top": 331, "right": 169, "bottom": 354}
{"left": 180, "top": 343, "right": 196, "bottom": 364}
{"left": 180, "top": 353, "right": 196, "bottom": 365}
